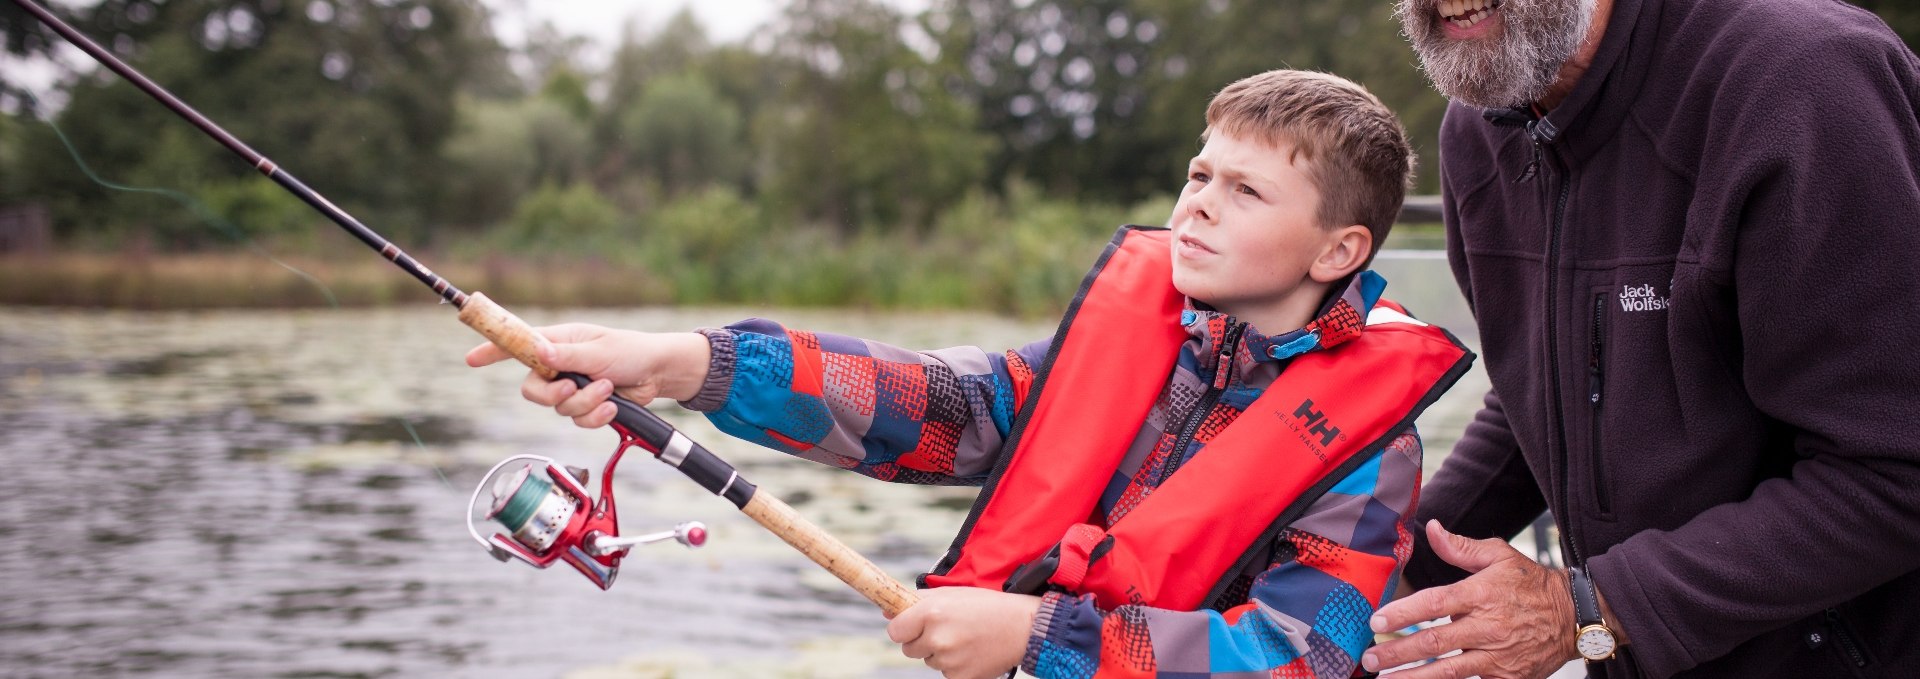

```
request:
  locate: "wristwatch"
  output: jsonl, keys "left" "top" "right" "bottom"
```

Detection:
{"left": 1569, "top": 566, "right": 1618, "bottom": 661}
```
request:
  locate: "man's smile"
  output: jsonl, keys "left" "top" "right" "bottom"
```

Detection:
{"left": 1438, "top": 0, "right": 1502, "bottom": 38}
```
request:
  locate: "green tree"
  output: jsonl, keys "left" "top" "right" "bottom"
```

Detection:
{"left": 0, "top": 0, "right": 75, "bottom": 59}
{"left": 439, "top": 95, "right": 593, "bottom": 228}
{"left": 13, "top": 0, "right": 505, "bottom": 246}
{"left": 0, "top": 112, "right": 24, "bottom": 200}
{"left": 758, "top": 0, "right": 995, "bottom": 232}
{"left": 597, "top": 9, "right": 712, "bottom": 161}
{"left": 619, "top": 73, "right": 746, "bottom": 196}
{"left": 927, "top": 0, "right": 1451, "bottom": 200}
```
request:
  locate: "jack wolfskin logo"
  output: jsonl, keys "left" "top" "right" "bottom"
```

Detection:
{"left": 1619, "top": 284, "right": 1669, "bottom": 312}
{"left": 1292, "top": 399, "right": 1342, "bottom": 448}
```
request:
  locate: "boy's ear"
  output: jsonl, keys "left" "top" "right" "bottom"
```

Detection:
{"left": 1310, "top": 225, "right": 1372, "bottom": 283}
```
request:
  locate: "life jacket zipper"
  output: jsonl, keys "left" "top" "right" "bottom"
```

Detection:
{"left": 1156, "top": 321, "right": 1245, "bottom": 486}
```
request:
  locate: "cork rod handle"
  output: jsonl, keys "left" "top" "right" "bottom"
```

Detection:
{"left": 457, "top": 292, "right": 560, "bottom": 380}
{"left": 744, "top": 492, "right": 921, "bottom": 616}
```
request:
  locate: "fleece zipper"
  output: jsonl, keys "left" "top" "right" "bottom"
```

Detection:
{"left": 1589, "top": 291, "right": 1611, "bottom": 516}
{"left": 1155, "top": 321, "right": 1246, "bottom": 486}
{"left": 1528, "top": 114, "right": 1586, "bottom": 567}
{"left": 1826, "top": 608, "right": 1870, "bottom": 668}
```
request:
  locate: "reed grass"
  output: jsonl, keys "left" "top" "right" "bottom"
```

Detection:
{"left": 0, "top": 253, "right": 675, "bottom": 309}
{"left": 0, "top": 221, "right": 1444, "bottom": 314}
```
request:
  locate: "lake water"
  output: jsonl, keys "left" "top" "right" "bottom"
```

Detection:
{"left": 0, "top": 253, "right": 1498, "bottom": 678}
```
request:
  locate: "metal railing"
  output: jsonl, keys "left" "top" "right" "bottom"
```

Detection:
{"left": 1400, "top": 194, "right": 1444, "bottom": 224}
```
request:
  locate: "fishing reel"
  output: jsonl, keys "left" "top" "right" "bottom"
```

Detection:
{"left": 466, "top": 441, "right": 706, "bottom": 590}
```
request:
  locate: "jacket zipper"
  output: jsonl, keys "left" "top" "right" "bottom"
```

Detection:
{"left": 1156, "top": 321, "right": 1245, "bottom": 487}
{"left": 1533, "top": 116, "right": 1585, "bottom": 567}
{"left": 1826, "top": 608, "right": 1870, "bottom": 668}
{"left": 1589, "top": 292, "right": 1611, "bottom": 515}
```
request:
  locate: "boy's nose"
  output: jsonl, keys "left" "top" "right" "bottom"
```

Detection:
{"left": 1188, "top": 187, "right": 1219, "bottom": 224}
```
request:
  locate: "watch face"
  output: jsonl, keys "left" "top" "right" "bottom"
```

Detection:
{"left": 1577, "top": 626, "right": 1617, "bottom": 660}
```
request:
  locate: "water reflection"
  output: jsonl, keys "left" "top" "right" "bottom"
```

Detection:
{"left": 0, "top": 267, "right": 1487, "bottom": 678}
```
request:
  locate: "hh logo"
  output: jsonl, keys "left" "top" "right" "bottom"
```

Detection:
{"left": 1292, "top": 399, "right": 1342, "bottom": 447}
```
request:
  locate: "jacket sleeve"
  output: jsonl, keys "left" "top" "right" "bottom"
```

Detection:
{"left": 1403, "top": 389, "right": 1547, "bottom": 589}
{"left": 1586, "top": 31, "right": 1920, "bottom": 677}
{"left": 1404, "top": 143, "right": 1551, "bottom": 590}
{"left": 1021, "top": 430, "right": 1423, "bottom": 678}
{"left": 681, "top": 318, "right": 1049, "bottom": 485}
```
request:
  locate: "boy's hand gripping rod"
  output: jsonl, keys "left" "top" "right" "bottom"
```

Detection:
{"left": 12, "top": 0, "right": 918, "bottom": 616}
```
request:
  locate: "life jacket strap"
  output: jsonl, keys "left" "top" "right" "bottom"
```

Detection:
{"left": 1045, "top": 523, "right": 1106, "bottom": 592}
{"left": 1000, "top": 522, "right": 1108, "bottom": 596}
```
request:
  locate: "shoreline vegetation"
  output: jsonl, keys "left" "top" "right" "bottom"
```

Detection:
{"left": 3, "top": 0, "right": 1469, "bottom": 320}
{"left": 0, "top": 223, "right": 1445, "bottom": 313}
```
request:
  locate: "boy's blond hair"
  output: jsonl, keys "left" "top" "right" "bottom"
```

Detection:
{"left": 1203, "top": 70, "right": 1415, "bottom": 259}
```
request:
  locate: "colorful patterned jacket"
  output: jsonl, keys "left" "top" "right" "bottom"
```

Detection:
{"left": 681, "top": 271, "right": 1424, "bottom": 678}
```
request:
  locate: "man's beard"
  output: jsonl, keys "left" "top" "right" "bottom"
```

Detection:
{"left": 1396, "top": 0, "right": 1595, "bottom": 109}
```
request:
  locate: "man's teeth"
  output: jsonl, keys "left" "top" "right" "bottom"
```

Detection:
{"left": 1441, "top": 0, "right": 1494, "bottom": 27}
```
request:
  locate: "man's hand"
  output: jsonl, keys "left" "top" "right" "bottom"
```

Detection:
{"left": 1361, "top": 520, "right": 1579, "bottom": 678}
{"left": 465, "top": 324, "right": 710, "bottom": 428}
{"left": 886, "top": 587, "right": 1041, "bottom": 679}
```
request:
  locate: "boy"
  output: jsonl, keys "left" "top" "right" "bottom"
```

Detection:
{"left": 468, "top": 70, "right": 1472, "bottom": 678}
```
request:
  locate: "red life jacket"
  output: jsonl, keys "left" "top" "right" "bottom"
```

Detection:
{"left": 920, "top": 226, "right": 1473, "bottom": 611}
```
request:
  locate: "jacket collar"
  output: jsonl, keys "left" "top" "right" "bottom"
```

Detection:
{"left": 1482, "top": 0, "right": 1654, "bottom": 161}
{"left": 1181, "top": 270, "right": 1388, "bottom": 365}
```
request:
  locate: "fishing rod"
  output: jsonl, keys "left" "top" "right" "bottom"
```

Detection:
{"left": 11, "top": 0, "right": 917, "bottom": 614}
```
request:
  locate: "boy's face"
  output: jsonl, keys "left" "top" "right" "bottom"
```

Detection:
{"left": 1168, "top": 131, "right": 1346, "bottom": 327}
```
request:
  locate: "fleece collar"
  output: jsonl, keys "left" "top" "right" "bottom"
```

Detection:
{"left": 1180, "top": 270, "right": 1387, "bottom": 365}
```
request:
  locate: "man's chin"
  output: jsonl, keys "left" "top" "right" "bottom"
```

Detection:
{"left": 1409, "top": 43, "right": 1538, "bottom": 108}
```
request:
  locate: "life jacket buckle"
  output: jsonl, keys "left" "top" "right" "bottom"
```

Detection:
{"left": 1003, "top": 523, "right": 1106, "bottom": 596}
{"left": 1002, "top": 544, "right": 1063, "bottom": 596}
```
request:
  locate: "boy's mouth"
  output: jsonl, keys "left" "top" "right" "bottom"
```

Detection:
{"left": 1177, "top": 235, "right": 1216, "bottom": 256}
{"left": 1438, "top": 0, "right": 1501, "bottom": 36}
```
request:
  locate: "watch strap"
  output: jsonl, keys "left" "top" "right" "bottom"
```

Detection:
{"left": 1569, "top": 566, "right": 1603, "bottom": 627}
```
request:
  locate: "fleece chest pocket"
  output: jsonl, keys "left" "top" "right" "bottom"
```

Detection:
{"left": 1578, "top": 270, "right": 1678, "bottom": 520}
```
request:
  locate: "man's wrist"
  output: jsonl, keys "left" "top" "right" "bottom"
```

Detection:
{"left": 1595, "top": 584, "right": 1629, "bottom": 647}
{"left": 1551, "top": 568, "right": 1582, "bottom": 662}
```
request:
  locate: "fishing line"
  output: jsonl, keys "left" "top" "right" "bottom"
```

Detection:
{"left": 16, "top": 0, "right": 917, "bottom": 610}
{"left": 30, "top": 94, "right": 338, "bottom": 307}
{"left": 27, "top": 91, "right": 459, "bottom": 493}
{"left": 401, "top": 419, "right": 457, "bottom": 490}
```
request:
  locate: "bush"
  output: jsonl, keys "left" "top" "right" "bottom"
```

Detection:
{"left": 197, "top": 177, "right": 319, "bottom": 240}
{"left": 637, "top": 185, "right": 764, "bottom": 300}
{"left": 502, "top": 182, "right": 625, "bottom": 250}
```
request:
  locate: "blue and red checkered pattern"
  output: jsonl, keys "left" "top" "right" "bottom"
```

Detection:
{"left": 691, "top": 272, "right": 1422, "bottom": 678}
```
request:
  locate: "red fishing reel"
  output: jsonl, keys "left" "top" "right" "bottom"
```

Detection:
{"left": 466, "top": 440, "right": 706, "bottom": 589}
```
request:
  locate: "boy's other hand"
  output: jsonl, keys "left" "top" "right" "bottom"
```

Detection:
{"left": 887, "top": 587, "right": 1040, "bottom": 679}
{"left": 465, "top": 324, "right": 710, "bottom": 429}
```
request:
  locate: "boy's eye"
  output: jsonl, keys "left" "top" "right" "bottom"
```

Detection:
{"left": 1189, "top": 172, "right": 1209, "bottom": 183}
{"left": 1237, "top": 184, "right": 1260, "bottom": 198}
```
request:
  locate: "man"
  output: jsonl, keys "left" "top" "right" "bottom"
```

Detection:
{"left": 1358, "top": 0, "right": 1920, "bottom": 676}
